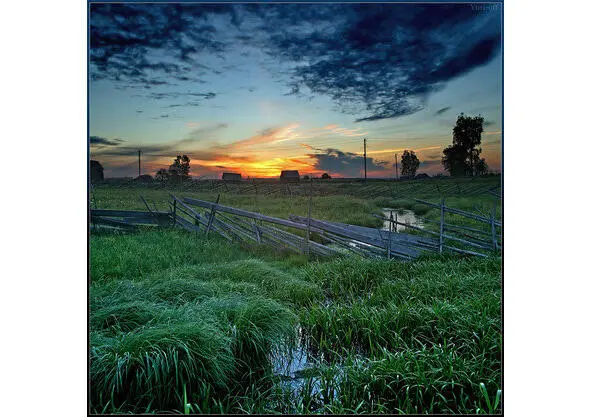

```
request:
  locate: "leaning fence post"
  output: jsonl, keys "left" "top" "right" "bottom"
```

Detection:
{"left": 252, "top": 220, "right": 261, "bottom": 244}
{"left": 439, "top": 197, "right": 445, "bottom": 254}
{"left": 206, "top": 193, "right": 221, "bottom": 237}
{"left": 491, "top": 200, "right": 497, "bottom": 251}
{"left": 387, "top": 210, "right": 393, "bottom": 259}
{"left": 173, "top": 199, "right": 177, "bottom": 226}
{"left": 306, "top": 178, "right": 313, "bottom": 256}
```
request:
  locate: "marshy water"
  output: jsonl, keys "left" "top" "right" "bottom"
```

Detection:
{"left": 271, "top": 326, "right": 348, "bottom": 407}
{"left": 323, "top": 208, "right": 425, "bottom": 254}
{"left": 381, "top": 208, "right": 424, "bottom": 232}
{"left": 272, "top": 326, "right": 323, "bottom": 399}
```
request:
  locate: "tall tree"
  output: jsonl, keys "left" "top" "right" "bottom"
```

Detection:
{"left": 442, "top": 114, "right": 487, "bottom": 176}
{"left": 168, "top": 155, "right": 191, "bottom": 183}
{"left": 400, "top": 150, "right": 420, "bottom": 178}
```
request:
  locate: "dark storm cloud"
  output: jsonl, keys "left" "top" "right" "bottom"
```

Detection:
{"left": 435, "top": 107, "right": 452, "bottom": 116}
{"left": 259, "top": 4, "right": 502, "bottom": 122}
{"left": 90, "top": 136, "right": 124, "bottom": 147}
{"left": 308, "top": 148, "right": 388, "bottom": 177}
{"left": 90, "top": 4, "right": 501, "bottom": 122}
{"left": 89, "top": 3, "right": 231, "bottom": 87}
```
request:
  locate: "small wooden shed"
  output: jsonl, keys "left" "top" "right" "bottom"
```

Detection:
{"left": 280, "top": 170, "right": 300, "bottom": 183}
{"left": 222, "top": 172, "right": 242, "bottom": 182}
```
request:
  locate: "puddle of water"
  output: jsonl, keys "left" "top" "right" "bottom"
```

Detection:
{"left": 271, "top": 326, "right": 322, "bottom": 401}
{"left": 272, "top": 330, "right": 313, "bottom": 379}
{"left": 322, "top": 209, "right": 424, "bottom": 255}
{"left": 381, "top": 208, "right": 423, "bottom": 232}
{"left": 270, "top": 325, "right": 347, "bottom": 408}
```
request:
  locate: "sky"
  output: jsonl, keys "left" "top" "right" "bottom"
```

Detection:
{"left": 89, "top": 3, "right": 502, "bottom": 179}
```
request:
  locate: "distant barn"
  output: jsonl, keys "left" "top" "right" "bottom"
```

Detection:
{"left": 222, "top": 172, "right": 242, "bottom": 182}
{"left": 280, "top": 170, "right": 300, "bottom": 183}
{"left": 90, "top": 160, "right": 104, "bottom": 182}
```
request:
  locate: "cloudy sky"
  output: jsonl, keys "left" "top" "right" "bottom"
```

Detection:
{"left": 90, "top": 3, "right": 502, "bottom": 179}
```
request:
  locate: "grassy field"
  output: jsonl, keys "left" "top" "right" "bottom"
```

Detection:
{"left": 89, "top": 177, "right": 502, "bottom": 414}
{"left": 91, "top": 176, "right": 502, "bottom": 229}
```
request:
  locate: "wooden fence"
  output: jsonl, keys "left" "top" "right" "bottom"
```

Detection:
{"left": 90, "top": 192, "right": 501, "bottom": 260}
{"left": 166, "top": 194, "right": 501, "bottom": 260}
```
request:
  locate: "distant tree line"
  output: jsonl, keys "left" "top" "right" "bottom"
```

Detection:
{"left": 302, "top": 173, "right": 332, "bottom": 180}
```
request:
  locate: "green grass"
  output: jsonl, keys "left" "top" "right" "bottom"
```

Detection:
{"left": 91, "top": 176, "right": 501, "bottom": 228}
{"left": 91, "top": 187, "right": 386, "bottom": 228}
{"left": 90, "top": 177, "right": 502, "bottom": 414}
{"left": 90, "top": 229, "right": 501, "bottom": 414}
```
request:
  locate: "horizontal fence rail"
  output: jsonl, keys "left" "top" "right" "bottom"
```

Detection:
{"left": 90, "top": 209, "right": 171, "bottom": 231}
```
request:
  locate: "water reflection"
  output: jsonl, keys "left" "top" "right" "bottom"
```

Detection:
{"left": 381, "top": 208, "right": 423, "bottom": 232}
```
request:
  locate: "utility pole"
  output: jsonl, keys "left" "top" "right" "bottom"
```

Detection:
{"left": 363, "top": 137, "right": 367, "bottom": 183}
{"left": 138, "top": 149, "right": 141, "bottom": 177}
{"left": 394, "top": 153, "right": 399, "bottom": 180}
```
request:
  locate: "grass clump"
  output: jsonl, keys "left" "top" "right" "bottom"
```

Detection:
{"left": 143, "top": 259, "right": 322, "bottom": 307}
{"left": 90, "top": 293, "right": 297, "bottom": 413}
{"left": 90, "top": 235, "right": 301, "bottom": 413}
{"left": 90, "top": 300, "right": 169, "bottom": 333}
{"left": 90, "top": 320, "right": 235, "bottom": 411}
{"left": 325, "top": 345, "right": 501, "bottom": 414}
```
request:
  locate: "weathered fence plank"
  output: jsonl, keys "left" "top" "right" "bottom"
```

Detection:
{"left": 90, "top": 216, "right": 139, "bottom": 231}
{"left": 91, "top": 209, "right": 169, "bottom": 218}
{"left": 439, "top": 197, "right": 445, "bottom": 254}
{"left": 205, "top": 194, "right": 221, "bottom": 237}
{"left": 183, "top": 197, "right": 324, "bottom": 233}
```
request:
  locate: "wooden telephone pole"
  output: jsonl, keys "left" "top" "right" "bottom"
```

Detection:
{"left": 138, "top": 149, "right": 142, "bottom": 177}
{"left": 363, "top": 137, "right": 367, "bottom": 183}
